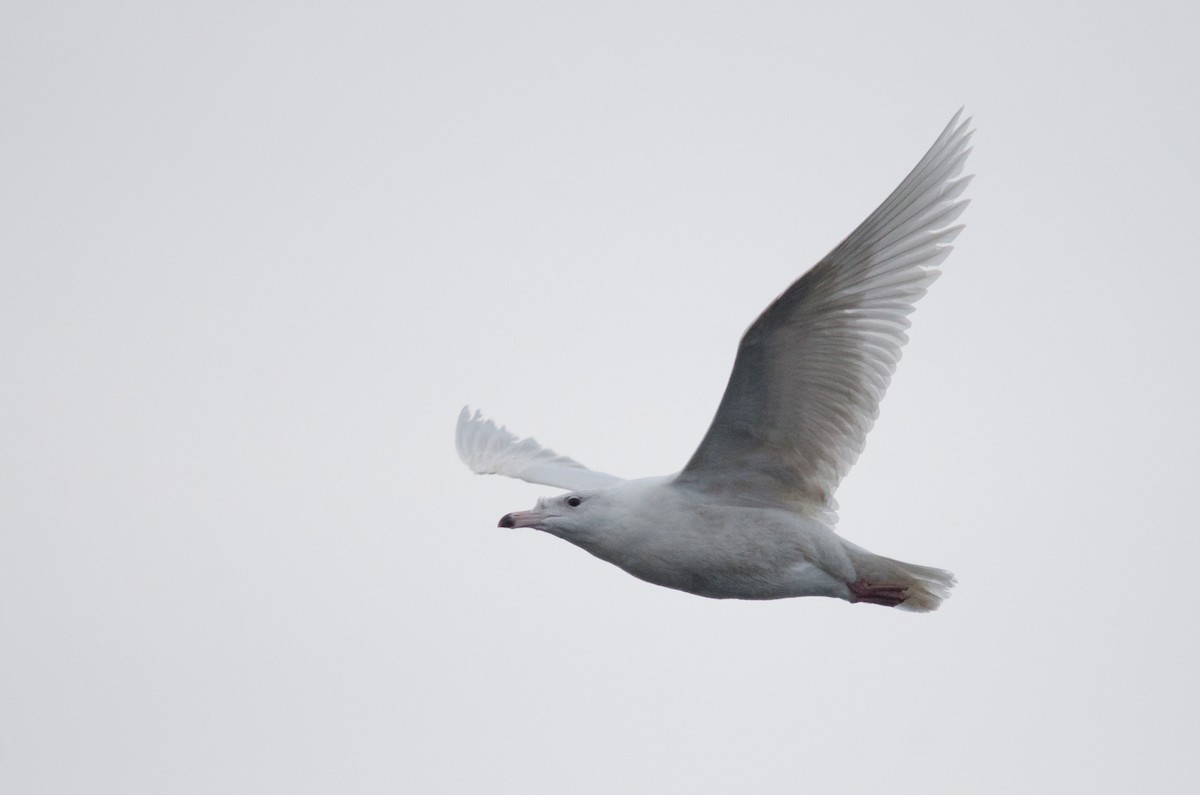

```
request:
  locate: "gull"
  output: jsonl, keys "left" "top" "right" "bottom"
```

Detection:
{"left": 457, "top": 112, "right": 971, "bottom": 611}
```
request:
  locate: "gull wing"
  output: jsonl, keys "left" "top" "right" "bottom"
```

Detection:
{"left": 455, "top": 407, "right": 624, "bottom": 491}
{"left": 674, "top": 112, "right": 973, "bottom": 521}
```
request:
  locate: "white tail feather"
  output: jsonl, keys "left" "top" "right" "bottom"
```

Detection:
{"left": 842, "top": 540, "right": 956, "bottom": 612}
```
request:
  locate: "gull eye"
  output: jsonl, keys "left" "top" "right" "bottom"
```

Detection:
{"left": 566, "top": 496, "right": 582, "bottom": 508}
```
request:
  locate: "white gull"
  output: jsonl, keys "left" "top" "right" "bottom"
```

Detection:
{"left": 456, "top": 112, "right": 972, "bottom": 611}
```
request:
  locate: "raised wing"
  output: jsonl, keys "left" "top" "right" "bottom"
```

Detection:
{"left": 675, "top": 112, "right": 973, "bottom": 521}
{"left": 455, "top": 407, "right": 624, "bottom": 491}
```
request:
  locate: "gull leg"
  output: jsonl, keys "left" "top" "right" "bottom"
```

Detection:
{"left": 849, "top": 580, "right": 910, "bottom": 607}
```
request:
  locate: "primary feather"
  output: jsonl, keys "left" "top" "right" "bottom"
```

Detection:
{"left": 456, "top": 407, "right": 622, "bottom": 492}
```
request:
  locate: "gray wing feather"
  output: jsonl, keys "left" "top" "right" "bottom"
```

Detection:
{"left": 674, "top": 112, "right": 973, "bottom": 522}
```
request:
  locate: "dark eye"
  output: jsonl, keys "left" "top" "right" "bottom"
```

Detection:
{"left": 566, "top": 496, "right": 582, "bottom": 508}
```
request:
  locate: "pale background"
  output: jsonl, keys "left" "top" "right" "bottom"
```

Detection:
{"left": 3, "top": 2, "right": 1198, "bottom": 792}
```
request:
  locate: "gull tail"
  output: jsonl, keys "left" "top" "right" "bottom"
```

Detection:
{"left": 843, "top": 542, "right": 956, "bottom": 612}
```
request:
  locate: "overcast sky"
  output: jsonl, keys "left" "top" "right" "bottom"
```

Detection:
{"left": 3, "top": 2, "right": 1199, "bottom": 792}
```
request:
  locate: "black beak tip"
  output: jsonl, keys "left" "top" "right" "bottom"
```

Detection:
{"left": 498, "top": 513, "right": 515, "bottom": 528}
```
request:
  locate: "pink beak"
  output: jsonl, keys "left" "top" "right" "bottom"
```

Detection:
{"left": 498, "top": 510, "right": 543, "bottom": 529}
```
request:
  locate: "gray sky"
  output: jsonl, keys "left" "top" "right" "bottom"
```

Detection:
{"left": 3, "top": 2, "right": 1198, "bottom": 792}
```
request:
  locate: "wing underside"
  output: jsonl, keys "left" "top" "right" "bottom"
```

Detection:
{"left": 675, "top": 112, "right": 974, "bottom": 521}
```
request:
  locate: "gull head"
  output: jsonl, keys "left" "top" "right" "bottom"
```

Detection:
{"left": 498, "top": 491, "right": 604, "bottom": 541}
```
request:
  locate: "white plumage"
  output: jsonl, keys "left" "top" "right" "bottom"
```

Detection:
{"left": 457, "top": 112, "right": 971, "bottom": 611}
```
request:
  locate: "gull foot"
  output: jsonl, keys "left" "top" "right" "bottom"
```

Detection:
{"left": 849, "top": 580, "right": 910, "bottom": 607}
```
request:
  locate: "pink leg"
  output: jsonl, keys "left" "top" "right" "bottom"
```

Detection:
{"left": 849, "top": 580, "right": 909, "bottom": 607}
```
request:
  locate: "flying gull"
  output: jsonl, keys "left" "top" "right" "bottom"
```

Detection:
{"left": 457, "top": 111, "right": 971, "bottom": 611}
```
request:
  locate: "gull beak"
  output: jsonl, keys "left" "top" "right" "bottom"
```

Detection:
{"left": 498, "top": 510, "right": 542, "bottom": 529}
